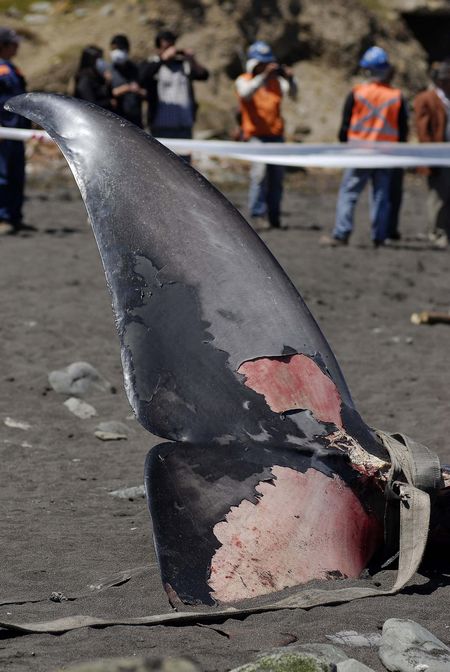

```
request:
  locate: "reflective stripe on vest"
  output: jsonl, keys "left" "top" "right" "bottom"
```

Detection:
{"left": 348, "top": 82, "right": 402, "bottom": 142}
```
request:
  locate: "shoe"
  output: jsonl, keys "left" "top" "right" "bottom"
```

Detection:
{"left": 431, "top": 233, "right": 448, "bottom": 250}
{"left": 372, "top": 239, "right": 385, "bottom": 248}
{"left": 250, "top": 216, "right": 270, "bottom": 232}
{"left": 386, "top": 231, "right": 401, "bottom": 241}
{"left": 0, "top": 221, "right": 14, "bottom": 236}
{"left": 319, "top": 234, "right": 348, "bottom": 247}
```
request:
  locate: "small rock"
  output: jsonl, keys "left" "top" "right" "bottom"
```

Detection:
{"left": 231, "top": 643, "right": 348, "bottom": 671}
{"left": 74, "top": 7, "right": 88, "bottom": 16}
{"left": 49, "top": 362, "right": 113, "bottom": 397}
{"left": 109, "top": 485, "right": 145, "bottom": 499}
{"left": 4, "top": 417, "right": 30, "bottom": 430}
{"left": 95, "top": 421, "right": 129, "bottom": 441}
{"left": 95, "top": 431, "right": 128, "bottom": 441}
{"left": 30, "top": 1, "right": 52, "bottom": 12}
{"left": 64, "top": 397, "right": 97, "bottom": 419}
{"left": 50, "top": 591, "right": 68, "bottom": 602}
{"left": 98, "top": 2, "right": 114, "bottom": 15}
{"left": 337, "top": 661, "right": 376, "bottom": 672}
{"left": 379, "top": 618, "right": 450, "bottom": 672}
{"left": 327, "top": 631, "right": 381, "bottom": 649}
{"left": 23, "top": 13, "right": 48, "bottom": 23}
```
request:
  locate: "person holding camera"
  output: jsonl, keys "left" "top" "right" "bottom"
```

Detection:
{"left": 236, "top": 41, "right": 297, "bottom": 231}
{"left": 139, "top": 29, "right": 209, "bottom": 147}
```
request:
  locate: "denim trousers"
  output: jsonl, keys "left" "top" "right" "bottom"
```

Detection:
{"left": 248, "top": 136, "right": 284, "bottom": 226}
{"left": 333, "top": 168, "right": 392, "bottom": 242}
{"left": 0, "top": 139, "right": 25, "bottom": 225}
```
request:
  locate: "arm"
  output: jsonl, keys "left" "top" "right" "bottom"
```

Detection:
{"left": 184, "top": 51, "right": 209, "bottom": 81}
{"left": 235, "top": 73, "right": 266, "bottom": 100}
{"left": 338, "top": 92, "right": 354, "bottom": 142}
{"left": 279, "top": 66, "right": 298, "bottom": 100}
{"left": 138, "top": 59, "right": 163, "bottom": 88}
{"left": 112, "top": 82, "right": 146, "bottom": 98}
{"left": 413, "top": 94, "right": 434, "bottom": 143}
{"left": 398, "top": 96, "right": 409, "bottom": 142}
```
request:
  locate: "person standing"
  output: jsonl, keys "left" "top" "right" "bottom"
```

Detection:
{"left": 0, "top": 27, "right": 30, "bottom": 235}
{"left": 321, "top": 47, "right": 408, "bottom": 247}
{"left": 109, "top": 34, "right": 145, "bottom": 128}
{"left": 73, "top": 45, "right": 114, "bottom": 111}
{"left": 139, "top": 29, "right": 209, "bottom": 144}
{"left": 414, "top": 60, "right": 450, "bottom": 249}
{"left": 235, "top": 41, "right": 297, "bottom": 231}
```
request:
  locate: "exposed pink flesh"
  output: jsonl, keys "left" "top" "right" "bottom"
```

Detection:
{"left": 238, "top": 354, "right": 342, "bottom": 427}
{"left": 209, "top": 466, "right": 381, "bottom": 603}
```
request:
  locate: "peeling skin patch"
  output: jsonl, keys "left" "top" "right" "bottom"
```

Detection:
{"left": 238, "top": 354, "right": 342, "bottom": 428}
{"left": 326, "top": 429, "right": 389, "bottom": 478}
{"left": 208, "top": 465, "right": 381, "bottom": 603}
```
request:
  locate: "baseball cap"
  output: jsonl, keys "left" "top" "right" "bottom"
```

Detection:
{"left": 247, "top": 41, "right": 275, "bottom": 64}
{"left": 0, "top": 27, "right": 20, "bottom": 45}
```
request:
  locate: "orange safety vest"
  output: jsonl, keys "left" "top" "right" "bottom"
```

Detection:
{"left": 239, "top": 73, "right": 284, "bottom": 139}
{"left": 348, "top": 82, "right": 402, "bottom": 142}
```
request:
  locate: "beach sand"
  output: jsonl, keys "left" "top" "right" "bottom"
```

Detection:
{"left": 0, "top": 168, "right": 449, "bottom": 671}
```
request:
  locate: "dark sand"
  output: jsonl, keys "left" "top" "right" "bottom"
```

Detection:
{"left": 1, "top": 167, "right": 449, "bottom": 671}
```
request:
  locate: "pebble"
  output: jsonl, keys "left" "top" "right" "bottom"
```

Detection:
{"left": 327, "top": 631, "right": 381, "bottom": 649}
{"left": 379, "top": 618, "right": 450, "bottom": 672}
{"left": 230, "top": 643, "right": 348, "bottom": 671}
{"left": 109, "top": 485, "right": 145, "bottom": 499}
{"left": 64, "top": 397, "right": 97, "bottom": 419}
{"left": 336, "top": 661, "right": 375, "bottom": 672}
{"left": 49, "top": 362, "right": 113, "bottom": 397}
{"left": 336, "top": 658, "right": 374, "bottom": 672}
{"left": 98, "top": 2, "right": 115, "bottom": 15}
{"left": 30, "top": 1, "right": 52, "bottom": 12}
{"left": 4, "top": 417, "right": 31, "bottom": 430}
{"left": 23, "top": 13, "right": 48, "bottom": 23}
{"left": 94, "top": 421, "right": 129, "bottom": 441}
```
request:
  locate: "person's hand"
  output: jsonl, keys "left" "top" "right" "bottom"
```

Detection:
{"left": 183, "top": 48, "right": 194, "bottom": 61}
{"left": 161, "top": 44, "right": 178, "bottom": 61}
{"left": 263, "top": 62, "right": 281, "bottom": 79}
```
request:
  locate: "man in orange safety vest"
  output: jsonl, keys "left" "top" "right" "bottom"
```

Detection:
{"left": 321, "top": 47, "right": 408, "bottom": 248}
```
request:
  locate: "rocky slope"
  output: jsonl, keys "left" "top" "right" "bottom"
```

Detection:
{"left": 4, "top": 0, "right": 450, "bottom": 140}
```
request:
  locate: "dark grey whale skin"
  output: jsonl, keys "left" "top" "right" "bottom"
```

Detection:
{"left": 7, "top": 93, "right": 386, "bottom": 604}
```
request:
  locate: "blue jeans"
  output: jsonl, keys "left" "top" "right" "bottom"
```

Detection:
{"left": 0, "top": 139, "right": 25, "bottom": 225}
{"left": 248, "top": 136, "right": 284, "bottom": 227}
{"left": 333, "top": 168, "right": 392, "bottom": 242}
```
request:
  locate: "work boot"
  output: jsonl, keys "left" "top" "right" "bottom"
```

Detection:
{"left": 319, "top": 234, "right": 348, "bottom": 247}
{"left": 250, "top": 216, "right": 270, "bottom": 232}
{"left": 0, "top": 221, "right": 14, "bottom": 236}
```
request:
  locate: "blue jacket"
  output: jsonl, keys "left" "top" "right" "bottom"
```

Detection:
{"left": 0, "top": 59, "right": 30, "bottom": 128}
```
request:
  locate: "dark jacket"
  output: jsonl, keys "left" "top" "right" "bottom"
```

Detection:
{"left": 74, "top": 68, "right": 113, "bottom": 111}
{"left": 111, "top": 59, "right": 143, "bottom": 127}
{"left": 0, "top": 59, "right": 30, "bottom": 128}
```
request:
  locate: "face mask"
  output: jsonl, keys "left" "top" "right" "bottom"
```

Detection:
{"left": 95, "top": 58, "right": 108, "bottom": 75}
{"left": 110, "top": 49, "right": 128, "bottom": 65}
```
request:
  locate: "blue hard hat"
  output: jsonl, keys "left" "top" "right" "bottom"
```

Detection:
{"left": 247, "top": 41, "right": 275, "bottom": 63}
{"left": 359, "top": 46, "right": 390, "bottom": 70}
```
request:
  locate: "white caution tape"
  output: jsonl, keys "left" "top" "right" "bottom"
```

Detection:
{"left": 2, "top": 126, "right": 450, "bottom": 168}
